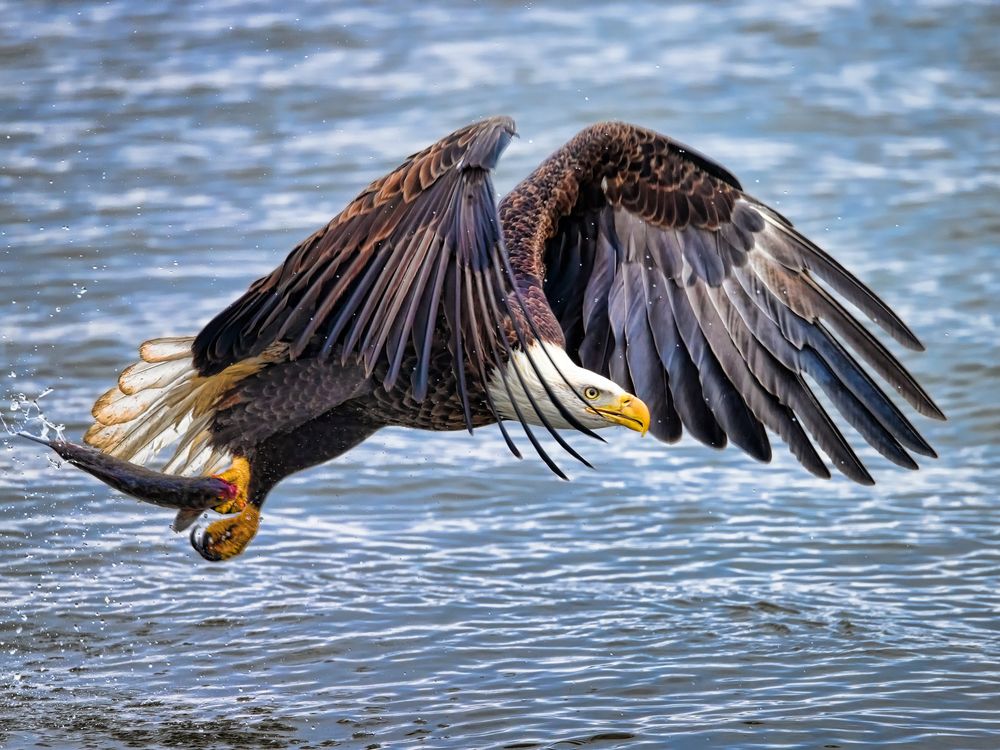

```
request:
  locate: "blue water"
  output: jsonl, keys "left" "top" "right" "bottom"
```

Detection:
{"left": 1, "top": 1, "right": 998, "bottom": 748}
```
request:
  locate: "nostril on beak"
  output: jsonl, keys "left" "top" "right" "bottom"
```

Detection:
{"left": 621, "top": 396, "right": 632, "bottom": 406}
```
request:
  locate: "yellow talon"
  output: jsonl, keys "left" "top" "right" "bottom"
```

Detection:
{"left": 192, "top": 504, "right": 261, "bottom": 562}
{"left": 211, "top": 456, "right": 251, "bottom": 515}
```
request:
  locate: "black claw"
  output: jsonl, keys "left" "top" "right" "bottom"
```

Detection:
{"left": 189, "top": 525, "right": 223, "bottom": 562}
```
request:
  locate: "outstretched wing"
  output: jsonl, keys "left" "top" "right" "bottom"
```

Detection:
{"left": 537, "top": 122, "right": 943, "bottom": 483}
{"left": 193, "top": 117, "right": 520, "bottom": 419}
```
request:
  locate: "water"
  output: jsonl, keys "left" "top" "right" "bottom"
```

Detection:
{"left": 1, "top": 1, "right": 998, "bottom": 747}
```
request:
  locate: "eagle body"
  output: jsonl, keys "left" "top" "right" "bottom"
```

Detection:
{"left": 66, "top": 116, "right": 941, "bottom": 561}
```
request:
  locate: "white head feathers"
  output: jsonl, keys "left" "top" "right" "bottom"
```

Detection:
{"left": 487, "top": 342, "right": 629, "bottom": 430}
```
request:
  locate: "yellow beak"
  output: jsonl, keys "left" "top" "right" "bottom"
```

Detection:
{"left": 593, "top": 393, "right": 650, "bottom": 436}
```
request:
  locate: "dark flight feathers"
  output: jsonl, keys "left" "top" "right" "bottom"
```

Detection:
{"left": 539, "top": 122, "right": 942, "bottom": 483}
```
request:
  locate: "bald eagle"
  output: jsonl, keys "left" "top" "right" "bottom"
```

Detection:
{"left": 32, "top": 117, "right": 943, "bottom": 561}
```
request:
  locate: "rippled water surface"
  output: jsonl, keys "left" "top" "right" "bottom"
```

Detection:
{"left": 2, "top": 1, "right": 998, "bottom": 748}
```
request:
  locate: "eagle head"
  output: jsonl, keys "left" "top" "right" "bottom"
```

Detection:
{"left": 488, "top": 343, "right": 650, "bottom": 435}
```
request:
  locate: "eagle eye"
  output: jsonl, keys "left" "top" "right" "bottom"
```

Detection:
{"left": 583, "top": 386, "right": 600, "bottom": 400}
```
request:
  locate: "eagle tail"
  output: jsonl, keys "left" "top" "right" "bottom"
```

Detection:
{"left": 83, "top": 335, "right": 248, "bottom": 478}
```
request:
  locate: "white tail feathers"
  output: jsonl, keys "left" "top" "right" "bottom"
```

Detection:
{"left": 84, "top": 336, "right": 281, "bottom": 477}
{"left": 139, "top": 336, "right": 196, "bottom": 363}
{"left": 118, "top": 358, "right": 192, "bottom": 395}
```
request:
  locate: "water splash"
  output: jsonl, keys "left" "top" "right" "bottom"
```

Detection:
{"left": 1, "top": 388, "right": 65, "bottom": 445}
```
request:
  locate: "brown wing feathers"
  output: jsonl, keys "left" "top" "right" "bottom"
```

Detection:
{"left": 193, "top": 117, "right": 516, "bottom": 375}
{"left": 193, "top": 119, "right": 515, "bottom": 420}
{"left": 537, "top": 121, "right": 941, "bottom": 482}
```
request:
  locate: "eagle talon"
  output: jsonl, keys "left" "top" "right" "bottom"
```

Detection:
{"left": 210, "top": 457, "right": 251, "bottom": 515}
{"left": 191, "top": 504, "right": 260, "bottom": 561}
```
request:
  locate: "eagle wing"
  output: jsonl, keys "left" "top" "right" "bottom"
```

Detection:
{"left": 538, "top": 122, "right": 943, "bottom": 483}
{"left": 193, "top": 117, "right": 521, "bottom": 421}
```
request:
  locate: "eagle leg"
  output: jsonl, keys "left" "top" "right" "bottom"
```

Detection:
{"left": 187, "top": 456, "right": 259, "bottom": 561}
{"left": 209, "top": 456, "right": 251, "bottom": 515}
